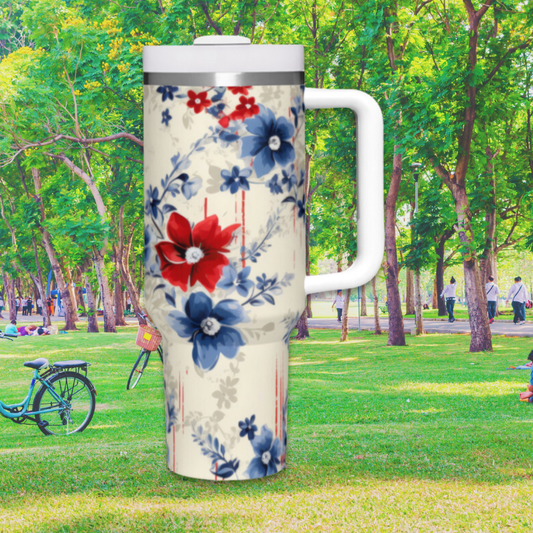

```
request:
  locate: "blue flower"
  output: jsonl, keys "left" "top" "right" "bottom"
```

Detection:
{"left": 266, "top": 174, "right": 283, "bottom": 195}
{"left": 167, "top": 292, "right": 248, "bottom": 372}
{"left": 297, "top": 197, "right": 306, "bottom": 218}
{"left": 145, "top": 185, "right": 161, "bottom": 220}
{"left": 161, "top": 109, "right": 172, "bottom": 126}
{"left": 240, "top": 105, "right": 295, "bottom": 178}
{"left": 245, "top": 425, "right": 282, "bottom": 479}
{"left": 281, "top": 168, "right": 297, "bottom": 191}
{"left": 217, "top": 265, "right": 254, "bottom": 297}
{"left": 157, "top": 85, "right": 179, "bottom": 101}
{"left": 255, "top": 273, "right": 276, "bottom": 292}
{"left": 238, "top": 415, "right": 258, "bottom": 440}
{"left": 220, "top": 166, "right": 252, "bottom": 194}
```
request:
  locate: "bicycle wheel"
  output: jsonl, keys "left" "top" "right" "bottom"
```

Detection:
{"left": 33, "top": 371, "right": 96, "bottom": 436}
{"left": 127, "top": 348, "right": 151, "bottom": 390}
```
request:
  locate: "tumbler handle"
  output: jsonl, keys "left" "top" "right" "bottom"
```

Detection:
{"left": 304, "top": 88, "right": 384, "bottom": 295}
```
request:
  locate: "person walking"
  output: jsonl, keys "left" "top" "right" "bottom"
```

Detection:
{"left": 332, "top": 290, "right": 344, "bottom": 322}
{"left": 126, "top": 296, "right": 132, "bottom": 312}
{"left": 506, "top": 276, "right": 530, "bottom": 325}
{"left": 485, "top": 276, "right": 500, "bottom": 324}
{"left": 0, "top": 296, "right": 4, "bottom": 319}
{"left": 37, "top": 297, "right": 42, "bottom": 315}
{"left": 21, "top": 296, "right": 28, "bottom": 316}
{"left": 440, "top": 276, "right": 458, "bottom": 323}
{"left": 27, "top": 297, "right": 33, "bottom": 316}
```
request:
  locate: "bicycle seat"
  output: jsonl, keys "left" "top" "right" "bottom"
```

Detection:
{"left": 24, "top": 358, "right": 49, "bottom": 370}
{"left": 52, "top": 360, "right": 89, "bottom": 368}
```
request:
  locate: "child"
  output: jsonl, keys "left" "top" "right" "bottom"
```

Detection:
{"left": 4, "top": 320, "right": 18, "bottom": 336}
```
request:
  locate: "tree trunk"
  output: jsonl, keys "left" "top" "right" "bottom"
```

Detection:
{"left": 92, "top": 247, "right": 117, "bottom": 333}
{"left": 63, "top": 264, "right": 80, "bottom": 324}
{"left": 360, "top": 284, "right": 367, "bottom": 316}
{"left": 415, "top": 268, "right": 424, "bottom": 335}
{"left": 32, "top": 168, "right": 77, "bottom": 330}
{"left": 113, "top": 251, "right": 128, "bottom": 327}
{"left": 3, "top": 273, "right": 17, "bottom": 321}
{"left": 372, "top": 275, "right": 382, "bottom": 335}
{"left": 435, "top": 235, "right": 447, "bottom": 316}
{"left": 75, "top": 268, "right": 87, "bottom": 317}
{"left": 84, "top": 274, "right": 99, "bottom": 333}
{"left": 306, "top": 293, "right": 313, "bottom": 319}
{"left": 405, "top": 268, "right": 415, "bottom": 315}
{"left": 432, "top": 277, "right": 438, "bottom": 309}
{"left": 295, "top": 309, "right": 309, "bottom": 340}
{"left": 385, "top": 146, "right": 406, "bottom": 346}
{"left": 117, "top": 215, "right": 145, "bottom": 325}
{"left": 453, "top": 187, "right": 492, "bottom": 352}
{"left": 340, "top": 288, "right": 352, "bottom": 341}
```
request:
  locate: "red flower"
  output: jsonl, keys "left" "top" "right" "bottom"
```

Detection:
{"left": 232, "top": 96, "right": 260, "bottom": 121}
{"left": 156, "top": 213, "right": 240, "bottom": 293}
{"left": 218, "top": 115, "right": 231, "bottom": 128}
{"left": 187, "top": 90, "right": 212, "bottom": 114}
{"left": 228, "top": 86, "right": 252, "bottom": 95}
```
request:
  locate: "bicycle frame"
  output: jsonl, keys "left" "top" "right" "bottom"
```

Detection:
{"left": 0, "top": 369, "right": 68, "bottom": 419}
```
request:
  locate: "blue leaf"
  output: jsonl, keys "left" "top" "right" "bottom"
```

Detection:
{"left": 263, "top": 294, "right": 275, "bottom": 305}
{"left": 214, "top": 437, "right": 219, "bottom": 452}
{"left": 154, "top": 284, "right": 166, "bottom": 291}
{"left": 282, "top": 196, "right": 296, "bottom": 204}
{"left": 211, "top": 463, "right": 236, "bottom": 479}
{"left": 163, "top": 204, "right": 177, "bottom": 214}
{"left": 250, "top": 299, "right": 265, "bottom": 307}
{"left": 165, "top": 293, "right": 176, "bottom": 307}
{"left": 221, "top": 444, "right": 225, "bottom": 456}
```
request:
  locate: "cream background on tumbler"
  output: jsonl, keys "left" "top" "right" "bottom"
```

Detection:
{"left": 144, "top": 83, "right": 306, "bottom": 480}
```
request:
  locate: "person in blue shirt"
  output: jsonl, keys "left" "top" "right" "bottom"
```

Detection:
{"left": 4, "top": 320, "right": 19, "bottom": 336}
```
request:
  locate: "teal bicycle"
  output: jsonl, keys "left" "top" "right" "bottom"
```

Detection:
{"left": 0, "top": 334, "right": 96, "bottom": 436}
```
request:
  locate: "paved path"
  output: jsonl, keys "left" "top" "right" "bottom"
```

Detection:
{"left": 308, "top": 317, "right": 533, "bottom": 337}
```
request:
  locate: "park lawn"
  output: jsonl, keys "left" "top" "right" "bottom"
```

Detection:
{"left": 1, "top": 329, "right": 533, "bottom": 532}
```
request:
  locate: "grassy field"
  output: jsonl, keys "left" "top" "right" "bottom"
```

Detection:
{"left": 1, "top": 327, "right": 533, "bottom": 532}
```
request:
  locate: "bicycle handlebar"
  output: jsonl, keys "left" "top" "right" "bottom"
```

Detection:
{"left": 136, "top": 311, "right": 157, "bottom": 329}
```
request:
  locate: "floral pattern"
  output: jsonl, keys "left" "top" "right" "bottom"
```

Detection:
{"left": 156, "top": 213, "right": 239, "bottom": 293}
{"left": 168, "top": 292, "right": 248, "bottom": 371}
{"left": 144, "top": 83, "right": 305, "bottom": 480}
{"left": 245, "top": 424, "right": 282, "bottom": 479}
{"left": 240, "top": 105, "right": 295, "bottom": 178}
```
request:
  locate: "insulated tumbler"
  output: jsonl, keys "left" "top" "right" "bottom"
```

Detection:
{"left": 143, "top": 35, "right": 383, "bottom": 480}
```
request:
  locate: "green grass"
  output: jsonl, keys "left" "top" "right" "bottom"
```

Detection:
{"left": 1, "top": 328, "right": 533, "bottom": 531}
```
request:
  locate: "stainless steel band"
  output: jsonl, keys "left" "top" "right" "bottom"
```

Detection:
{"left": 143, "top": 71, "right": 304, "bottom": 86}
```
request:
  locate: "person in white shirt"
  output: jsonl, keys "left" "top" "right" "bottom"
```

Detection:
{"left": 440, "top": 277, "right": 457, "bottom": 323}
{"left": 37, "top": 298, "right": 43, "bottom": 315}
{"left": 0, "top": 297, "right": 4, "bottom": 318}
{"left": 332, "top": 290, "right": 344, "bottom": 322}
{"left": 485, "top": 276, "right": 500, "bottom": 324}
{"left": 21, "top": 297, "right": 28, "bottom": 316}
{"left": 506, "top": 276, "right": 530, "bottom": 325}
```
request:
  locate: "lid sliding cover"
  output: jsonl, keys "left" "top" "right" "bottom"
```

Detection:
{"left": 143, "top": 36, "right": 304, "bottom": 86}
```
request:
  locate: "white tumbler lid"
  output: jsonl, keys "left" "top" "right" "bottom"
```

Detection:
{"left": 143, "top": 36, "right": 304, "bottom": 74}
